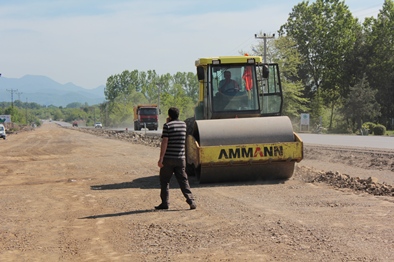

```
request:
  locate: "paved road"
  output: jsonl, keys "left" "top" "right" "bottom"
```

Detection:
{"left": 54, "top": 121, "right": 393, "bottom": 150}
{"left": 298, "top": 133, "right": 394, "bottom": 150}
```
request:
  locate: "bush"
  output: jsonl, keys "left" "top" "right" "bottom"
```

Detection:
{"left": 329, "top": 122, "right": 352, "bottom": 134}
{"left": 362, "top": 122, "right": 376, "bottom": 135}
{"left": 373, "top": 124, "right": 386, "bottom": 135}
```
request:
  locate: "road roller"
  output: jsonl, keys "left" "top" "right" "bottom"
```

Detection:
{"left": 185, "top": 55, "right": 303, "bottom": 183}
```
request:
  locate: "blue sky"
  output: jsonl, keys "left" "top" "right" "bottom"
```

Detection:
{"left": 0, "top": 0, "right": 383, "bottom": 89}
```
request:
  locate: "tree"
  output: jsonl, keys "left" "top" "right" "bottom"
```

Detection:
{"left": 140, "top": 70, "right": 159, "bottom": 104}
{"left": 5, "top": 106, "right": 23, "bottom": 123}
{"left": 280, "top": 0, "right": 360, "bottom": 128}
{"left": 363, "top": 0, "right": 394, "bottom": 128}
{"left": 160, "top": 83, "right": 194, "bottom": 119}
{"left": 309, "top": 89, "right": 326, "bottom": 127}
{"left": 66, "top": 102, "right": 83, "bottom": 109}
{"left": 342, "top": 75, "right": 381, "bottom": 131}
{"left": 172, "top": 72, "right": 199, "bottom": 105}
{"left": 105, "top": 70, "right": 140, "bottom": 103}
{"left": 270, "top": 36, "right": 309, "bottom": 120}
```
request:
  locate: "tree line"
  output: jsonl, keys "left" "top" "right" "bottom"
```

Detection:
{"left": 0, "top": 101, "right": 102, "bottom": 130}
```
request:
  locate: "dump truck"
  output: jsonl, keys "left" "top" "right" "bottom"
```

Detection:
{"left": 186, "top": 55, "right": 303, "bottom": 183}
{"left": 133, "top": 104, "right": 159, "bottom": 131}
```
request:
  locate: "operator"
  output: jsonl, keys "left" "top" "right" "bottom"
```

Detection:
{"left": 156, "top": 107, "right": 197, "bottom": 210}
{"left": 219, "top": 71, "right": 240, "bottom": 95}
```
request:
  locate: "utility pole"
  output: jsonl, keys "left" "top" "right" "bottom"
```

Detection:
{"left": 156, "top": 82, "right": 163, "bottom": 114}
{"left": 26, "top": 98, "right": 28, "bottom": 124}
{"left": 254, "top": 33, "right": 275, "bottom": 63}
{"left": 6, "top": 88, "right": 18, "bottom": 108}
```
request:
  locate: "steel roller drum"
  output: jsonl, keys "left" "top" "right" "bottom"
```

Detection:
{"left": 194, "top": 116, "right": 295, "bottom": 146}
{"left": 193, "top": 116, "right": 296, "bottom": 183}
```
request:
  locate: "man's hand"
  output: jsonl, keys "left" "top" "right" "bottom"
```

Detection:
{"left": 158, "top": 137, "right": 168, "bottom": 168}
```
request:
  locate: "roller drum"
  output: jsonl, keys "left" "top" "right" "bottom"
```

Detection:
{"left": 192, "top": 116, "right": 296, "bottom": 183}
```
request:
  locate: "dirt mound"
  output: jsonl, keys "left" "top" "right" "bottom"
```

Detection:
{"left": 73, "top": 128, "right": 161, "bottom": 147}
{"left": 295, "top": 166, "right": 394, "bottom": 197}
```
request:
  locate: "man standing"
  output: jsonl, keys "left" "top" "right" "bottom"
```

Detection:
{"left": 156, "top": 107, "right": 196, "bottom": 210}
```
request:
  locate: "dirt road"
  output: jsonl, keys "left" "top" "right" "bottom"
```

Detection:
{"left": 0, "top": 123, "right": 393, "bottom": 261}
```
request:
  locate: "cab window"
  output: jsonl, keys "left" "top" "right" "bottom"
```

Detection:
{"left": 211, "top": 65, "right": 260, "bottom": 112}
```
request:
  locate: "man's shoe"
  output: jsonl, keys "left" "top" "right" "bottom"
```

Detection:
{"left": 155, "top": 204, "right": 169, "bottom": 210}
{"left": 189, "top": 202, "right": 197, "bottom": 210}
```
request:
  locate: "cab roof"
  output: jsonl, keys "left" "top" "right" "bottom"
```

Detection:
{"left": 195, "top": 56, "right": 263, "bottom": 66}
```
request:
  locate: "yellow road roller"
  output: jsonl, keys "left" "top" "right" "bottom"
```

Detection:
{"left": 185, "top": 56, "right": 303, "bottom": 183}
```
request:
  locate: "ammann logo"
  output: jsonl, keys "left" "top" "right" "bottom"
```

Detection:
{"left": 218, "top": 146, "right": 283, "bottom": 159}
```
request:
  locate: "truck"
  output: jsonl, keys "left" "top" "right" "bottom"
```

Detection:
{"left": 185, "top": 55, "right": 303, "bottom": 183}
{"left": 133, "top": 104, "right": 159, "bottom": 131}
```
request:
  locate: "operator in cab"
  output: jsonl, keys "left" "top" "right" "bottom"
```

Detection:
{"left": 219, "top": 71, "right": 240, "bottom": 95}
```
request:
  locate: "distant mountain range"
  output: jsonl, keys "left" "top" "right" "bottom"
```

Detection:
{"left": 0, "top": 75, "right": 106, "bottom": 107}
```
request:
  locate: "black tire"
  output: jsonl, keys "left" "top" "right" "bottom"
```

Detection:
{"left": 184, "top": 117, "right": 196, "bottom": 177}
{"left": 185, "top": 117, "right": 195, "bottom": 137}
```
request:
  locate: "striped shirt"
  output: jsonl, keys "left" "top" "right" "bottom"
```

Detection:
{"left": 162, "top": 120, "right": 186, "bottom": 159}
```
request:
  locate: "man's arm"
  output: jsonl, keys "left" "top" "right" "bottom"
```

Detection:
{"left": 158, "top": 137, "right": 168, "bottom": 168}
{"left": 233, "top": 80, "right": 240, "bottom": 90}
{"left": 219, "top": 80, "right": 225, "bottom": 93}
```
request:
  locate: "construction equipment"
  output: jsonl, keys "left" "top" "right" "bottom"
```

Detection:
{"left": 186, "top": 56, "right": 303, "bottom": 183}
{"left": 133, "top": 104, "right": 159, "bottom": 131}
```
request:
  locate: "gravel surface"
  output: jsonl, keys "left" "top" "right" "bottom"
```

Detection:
{"left": 0, "top": 123, "right": 393, "bottom": 261}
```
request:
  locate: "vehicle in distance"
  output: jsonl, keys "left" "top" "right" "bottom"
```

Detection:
{"left": 133, "top": 104, "right": 159, "bottom": 131}
{"left": 94, "top": 122, "right": 103, "bottom": 128}
{"left": 0, "top": 124, "right": 6, "bottom": 140}
{"left": 72, "top": 121, "right": 78, "bottom": 127}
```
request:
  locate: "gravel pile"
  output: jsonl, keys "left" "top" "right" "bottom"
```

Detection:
{"left": 313, "top": 171, "right": 394, "bottom": 196}
{"left": 295, "top": 166, "right": 393, "bottom": 197}
{"left": 73, "top": 128, "right": 162, "bottom": 147}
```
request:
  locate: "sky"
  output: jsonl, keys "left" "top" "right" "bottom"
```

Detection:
{"left": 0, "top": 0, "right": 383, "bottom": 89}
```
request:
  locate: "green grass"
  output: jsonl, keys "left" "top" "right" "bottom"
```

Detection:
{"left": 385, "top": 130, "right": 394, "bottom": 136}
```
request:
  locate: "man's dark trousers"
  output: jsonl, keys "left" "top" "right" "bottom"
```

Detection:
{"left": 159, "top": 158, "right": 194, "bottom": 205}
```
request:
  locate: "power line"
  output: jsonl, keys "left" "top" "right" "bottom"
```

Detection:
{"left": 227, "top": 36, "right": 255, "bottom": 54}
{"left": 352, "top": 3, "right": 381, "bottom": 18}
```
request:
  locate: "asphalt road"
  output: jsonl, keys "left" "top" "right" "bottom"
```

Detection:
{"left": 54, "top": 121, "right": 393, "bottom": 150}
{"left": 298, "top": 133, "right": 394, "bottom": 150}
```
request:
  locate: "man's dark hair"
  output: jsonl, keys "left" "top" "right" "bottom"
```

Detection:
{"left": 168, "top": 107, "right": 180, "bottom": 120}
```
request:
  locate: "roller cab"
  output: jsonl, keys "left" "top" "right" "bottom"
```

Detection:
{"left": 186, "top": 56, "right": 303, "bottom": 183}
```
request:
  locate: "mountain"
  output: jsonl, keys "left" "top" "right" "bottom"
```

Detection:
{"left": 0, "top": 75, "right": 106, "bottom": 107}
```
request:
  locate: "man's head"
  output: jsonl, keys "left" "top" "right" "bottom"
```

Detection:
{"left": 168, "top": 107, "right": 180, "bottom": 121}
{"left": 224, "top": 71, "right": 231, "bottom": 80}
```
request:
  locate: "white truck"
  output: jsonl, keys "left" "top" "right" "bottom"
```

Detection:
{"left": 0, "top": 124, "right": 6, "bottom": 140}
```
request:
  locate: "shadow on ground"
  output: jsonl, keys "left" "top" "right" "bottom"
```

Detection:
{"left": 90, "top": 175, "right": 286, "bottom": 191}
